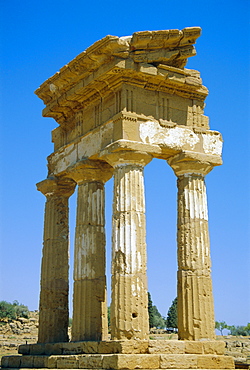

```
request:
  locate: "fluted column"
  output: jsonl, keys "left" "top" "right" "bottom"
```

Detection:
{"left": 105, "top": 151, "right": 152, "bottom": 340}
{"left": 36, "top": 177, "right": 76, "bottom": 343}
{"left": 168, "top": 154, "right": 216, "bottom": 340}
{"left": 68, "top": 160, "right": 113, "bottom": 341}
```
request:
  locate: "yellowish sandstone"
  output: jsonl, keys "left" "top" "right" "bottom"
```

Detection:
{"left": 1, "top": 28, "right": 234, "bottom": 370}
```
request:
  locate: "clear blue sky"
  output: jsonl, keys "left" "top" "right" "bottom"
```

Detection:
{"left": 0, "top": 0, "right": 249, "bottom": 328}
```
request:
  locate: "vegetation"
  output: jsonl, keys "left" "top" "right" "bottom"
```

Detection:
{"left": 0, "top": 301, "right": 29, "bottom": 320}
{"left": 166, "top": 297, "right": 177, "bottom": 329}
{"left": 228, "top": 324, "right": 250, "bottom": 336}
{"left": 215, "top": 321, "right": 228, "bottom": 335}
{"left": 148, "top": 292, "right": 155, "bottom": 328}
{"left": 148, "top": 292, "right": 165, "bottom": 329}
{"left": 151, "top": 305, "right": 165, "bottom": 329}
{"left": 215, "top": 321, "right": 250, "bottom": 336}
{"left": 107, "top": 306, "right": 111, "bottom": 330}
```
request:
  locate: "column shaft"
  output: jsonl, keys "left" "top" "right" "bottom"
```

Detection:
{"left": 111, "top": 164, "right": 149, "bottom": 340}
{"left": 177, "top": 174, "right": 215, "bottom": 340}
{"left": 71, "top": 181, "right": 108, "bottom": 341}
{"left": 37, "top": 178, "right": 75, "bottom": 343}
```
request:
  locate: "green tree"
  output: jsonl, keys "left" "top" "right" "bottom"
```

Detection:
{"left": 244, "top": 323, "right": 250, "bottom": 335}
{"left": 0, "top": 301, "right": 16, "bottom": 320}
{"left": 148, "top": 292, "right": 165, "bottom": 329}
{"left": 0, "top": 301, "right": 29, "bottom": 320}
{"left": 166, "top": 297, "right": 177, "bottom": 329}
{"left": 152, "top": 305, "right": 165, "bottom": 329}
{"left": 228, "top": 325, "right": 249, "bottom": 336}
{"left": 13, "top": 301, "right": 29, "bottom": 318}
{"left": 107, "top": 306, "right": 111, "bottom": 331}
{"left": 148, "top": 292, "right": 155, "bottom": 328}
{"left": 215, "top": 321, "right": 228, "bottom": 335}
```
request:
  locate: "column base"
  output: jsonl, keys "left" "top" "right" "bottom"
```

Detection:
{"left": 1, "top": 340, "right": 235, "bottom": 369}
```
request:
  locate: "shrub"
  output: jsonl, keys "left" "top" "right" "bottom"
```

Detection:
{"left": 228, "top": 325, "right": 250, "bottom": 336}
{"left": 0, "top": 301, "right": 29, "bottom": 320}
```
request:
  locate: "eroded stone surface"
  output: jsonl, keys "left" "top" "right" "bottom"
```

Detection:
{"left": 68, "top": 162, "right": 113, "bottom": 342}
{"left": 3, "top": 352, "right": 235, "bottom": 369}
{"left": 104, "top": 152, "right": 152, "bottom": 340}
{"left": 1, "top": 27, "right": 230, "bottom": 370}
{"left": 36, "top": 178, "right": 76, "bottom": 344}
{"left": 168, "top": 155, "right": 216, "bottom": 341}
{"left": 17, "top": 340, "right": 226, "bottom": 356}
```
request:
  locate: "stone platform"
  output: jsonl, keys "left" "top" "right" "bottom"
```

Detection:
{"left": 1, "top": 340, "right": 235, "bottom": 369}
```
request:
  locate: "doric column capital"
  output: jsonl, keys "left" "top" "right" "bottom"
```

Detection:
{"left": 36, "top": 177, "right": 76, "bottom": 198}
{"left": 103, "top": 150, "right": 152, "bottom": 168}
{"left": 167, "top": 152, "right": 214, "bottom": 177}
{"left": 66, "top": 159, "right": 113, "bottom": 185}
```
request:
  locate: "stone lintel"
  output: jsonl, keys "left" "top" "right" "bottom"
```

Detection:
{"left": 47, "top": 126, "right": 222, "bottom": 178}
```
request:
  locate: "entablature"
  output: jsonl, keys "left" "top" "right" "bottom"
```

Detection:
{"left": 40, "top": 61, "right": 208, "bottom": 125}
{"left": 47, "top": 111, "right": 222, "bottom": 178}
{"left": 35, "top": 28, "right": 223, "bottom": 181}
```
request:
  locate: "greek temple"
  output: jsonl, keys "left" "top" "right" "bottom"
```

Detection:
{"left": 2, "top": 28, "right": 235, "bottom": 370}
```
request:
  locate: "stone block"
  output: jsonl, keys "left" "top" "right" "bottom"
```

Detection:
{"left": 56, "top": 355, "right": 79, "bottom": 369}
{"left": 33, "top": 355, "right": 48, "bottom": 368}
{"left": 62, "top": 341, "right": 86, "bottom": 354}
{"left": 98, "top": 340, "right": 120, "bottom": 353}
{"left": 18, "top": 343, "right": 30, "bottom": 354}
{"left": 149, "top": 340, "right": 185, "bottom": 354}
{"left": 83, "top": 341, "right": 99, "bottom": 353}
{"left": 160, "top": 354, "right": 197, "bottom": 368}
{"left": 6, "top": 355, "right": 21, "bottom": 368}
{"left": 45, "top": 342, "right": 63, "bottom": 355}
{"left": 79, "top": 354, "right": 103, "bottom": 368}
{"left": 102, "top": 354, "right": 117, "bottom": 369}
{"left": 185, "top": 341, "right": 203, "bottom": 354}
{"left": 226, "top": 350, "right": 243, "bottom": 357}
{"left": 196, "top": 354, "right": 235, "bottom": 369}
{"left": 21, "top": 354, "right": 34, "bottom": 367}
{"left": 103, "top": 354, "right": 160, "bottom": 369}
{"left": 47, "top": 355, "right": 58, "bottom": 368}
{"left": 1, "top": 356, "right": 9, "bottom": 368}
{"left": 118, "top": 340, "right": 149, "bottom": 354}
{"left": 30, "top": 343, "right": 46, "bottom": 355}
{"left": 139, "top": 63, "right": 157, "bottom": 75}
{"left": 202, "top": 341, "right": 225, "bottom": 355}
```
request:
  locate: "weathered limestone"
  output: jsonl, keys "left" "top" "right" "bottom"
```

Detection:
{"left": 4, "top": 340, "right": 235, "bottom": 369}
{"left": 104, "top": 152, "right": 152, "bottom": 340}
{"left": 36, "top": 177, "right": 76, "bottom": 343}
{"left": 1, "top": 28, "right": 234, "bottom": 370}
{"left": 68, "top": 161, "right": 113, "bottom": 341}
{"left": 168, "top": 153, "right": 215, "bottom": 341}
{"left": 17, "top": 339, "right": 226, "bottom": 356}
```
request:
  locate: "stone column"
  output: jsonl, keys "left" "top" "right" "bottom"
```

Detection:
{"left": 68, "top": 161, "right": 113, "bottom": 341}
{"left": 105, "top": 151, "right": 152, "bottom": 340}
{"left": 36, "top": 177, "right": 76, "bottom": 343}
{"left": 168, "top": 154, "right": 216, "bottom": 340}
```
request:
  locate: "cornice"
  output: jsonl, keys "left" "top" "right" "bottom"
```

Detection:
{"left": 40, "top": 62, "right": 208, "bottom": 124}
{"left": 35, "top": 27, "right": 203, "bottom": 124}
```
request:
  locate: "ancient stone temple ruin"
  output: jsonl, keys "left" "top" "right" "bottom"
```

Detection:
{"left": 2, "top": 28, "right": 235, "bottom": 369}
